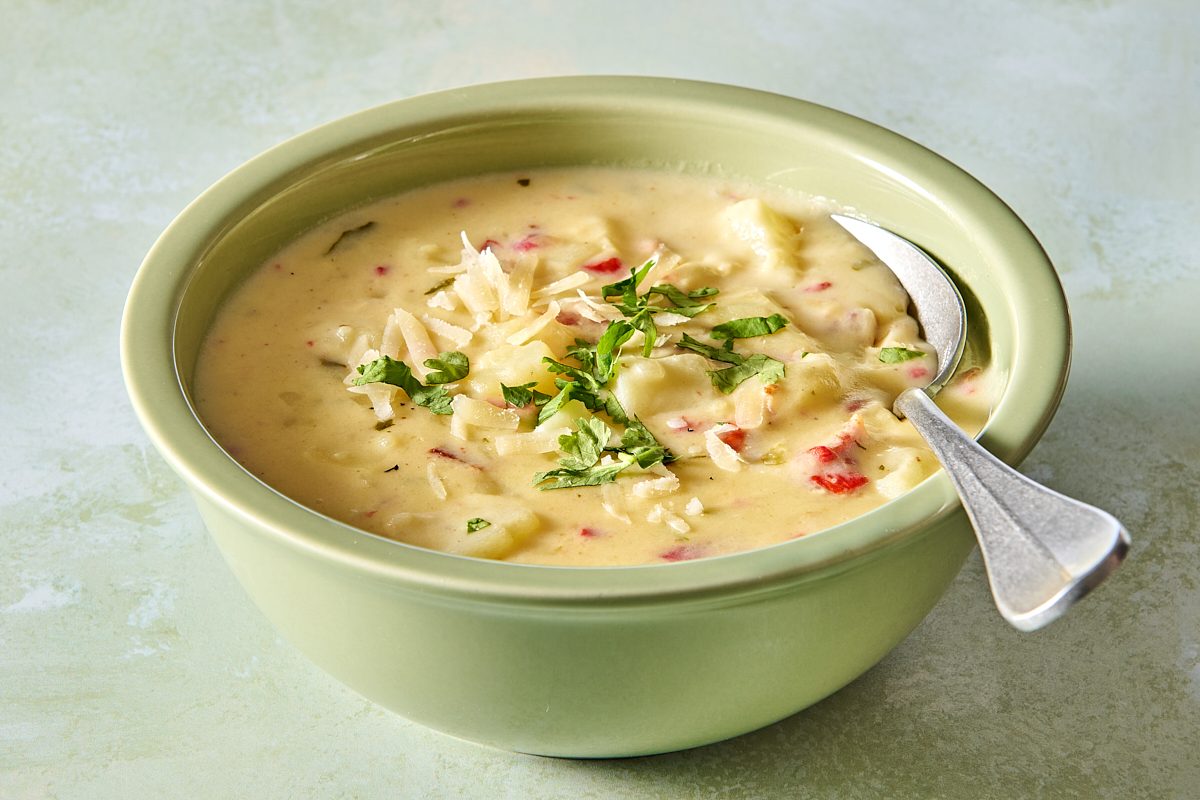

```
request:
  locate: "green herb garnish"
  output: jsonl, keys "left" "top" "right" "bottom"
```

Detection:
{"left": 501, "top": 382, "right": 551, "bottom": 408}
{"left": 422, "top": 351, "right": 470, "bottom": 384}
{"left": 532, "top": 417, "right": 673, "bottom": 490}
{"left": 677, "top": 333, "right": 786, "bottom": 394}
{"left": 324, "top": 221, "right": 376, "bottom": 255}
{"left": 709, "top": 354, "right": 786, "bottom": 393}
{"left": 423, "top": 276, "right": 456, "bottom": 295}
{"left": 677, "top": 333, "right": 748, "bottom": 365}
{"left": 645, "top": 284, "right": 718, "bottom": 317}
{"left": 600, "top": 257, "right": 718, "bottom": 356}
{"left": 710, "top": 313, "right": 789, "bottom": 340}
{"left": 353, "top": 354, "right": 468, "bottom": 415}
{"left": 537, "top": 340, "right": 629, "bottom": 425}
{"left": 466, "top": 518, "right": 491, "bottom": 533}
{"left": 879, "top": 347, "right": 926, "bottom": 364}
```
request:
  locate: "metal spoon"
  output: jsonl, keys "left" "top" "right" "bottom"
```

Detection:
{"left": 831, "top": 214, "right": 1129, "bottom": 632}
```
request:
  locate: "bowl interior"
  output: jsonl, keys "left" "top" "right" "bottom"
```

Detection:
{"left": 124, "top": 77, "right": 1068, "bottom": 603}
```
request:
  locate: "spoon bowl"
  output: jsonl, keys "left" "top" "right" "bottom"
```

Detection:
{"left": 832, "top": 214, "right": 1131, "bottom": 631}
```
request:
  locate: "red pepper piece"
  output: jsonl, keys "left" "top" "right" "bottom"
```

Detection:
{"left": 583, "top": 257, "right": 624, "bottom": 274}
{"left": 810, "top": 473, "right": 869, "bottom": 494}
{"left": 716, "top": 427, "right": 747, "bottom": 452}
{"left": 660, "top": 545, "right": 700, "bottom": 562}
{"left": 512, "top": 235, "right": 540, "bottom": 252}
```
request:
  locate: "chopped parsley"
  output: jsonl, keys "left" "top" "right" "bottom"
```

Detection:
{"left": 466, "top": 518, "right": 491, "bottom": 533}
{"left": 324, "top": 221, "right": 376, "bottom": 255}
{"left": 501, "top": 381, "right": 551, "bottom": 408}
{"left": 677, "top": 333, "right": 785, "bottom": 394}
{"left": 422, "top": 351, "right": 470, "bottom": 384}
{"left": 600, "top": 257, "right": 718, "bottom": 356}
{"left": 423, "top": 276, "right": 456, "bottom": 295}
{"left": 710, "top": 313, "right": 788, "bottom": 340}
{"left": 532, "top": 417, "right": 674, "bottom": 490}
{"left": 537, "top": 340, "right": 629, "bottom": 425}
{"left": 879, "top": 346, "right": 926, "bottom": 364}
{"left": 353, "top": 353, "right": 469, "bottom": 415}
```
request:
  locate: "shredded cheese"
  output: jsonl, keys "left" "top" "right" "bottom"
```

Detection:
{"left": 494, "top": 426, "right": 570, "bottom": 456}
{"left": 426, "top": 462, "right": 448, "bottom": 500}
{"left": 631, "top": 473, "right": 680, "bottom": 499}
{"left": 422, "top": 315, "right": 473, "bottom": 348}
{"left": 388, "top": 307, "right": 437, "bottom": 379}
{"left": 426, "top": 290, "right": 458, "bottom": 311}
{"left": 533, "top": 270, "right": 591, "bottom": 300}
{"left": 601, "top": 482, "right": 632, "bottom": 524}
{"left": 451, "top": 395, "right": 520, "bottom": 430}
{"left": 705, "top": 424, "right": 745, "bottom": 472}
{"left": 506, "top": 300, "right": 560, "bottom": 346}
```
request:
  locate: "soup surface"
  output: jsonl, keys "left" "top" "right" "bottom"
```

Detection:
{"left": 194, "top": 168, "right": 990, "bottom": 565}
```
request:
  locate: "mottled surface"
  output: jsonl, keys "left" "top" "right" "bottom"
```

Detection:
{"left": 2, "top": 1, "right": 1197, "bottom": 797}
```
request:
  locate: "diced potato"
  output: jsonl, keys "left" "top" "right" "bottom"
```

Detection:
{"left": 873, "top": 446, "right": 936, "bottom": 499}
{"left": 536, "top": 399, "right": 591, "bottom": 431}
{"left": 857, "top": 402, "right": 927, "bottom": 449}
{"left": 450, "top": 395, "right": 520, "bottom": 430}
{"left": 493, "top": 426, "right": 571, "bottom": 456}
{"left": 777, "top": 352, "right": 845, "bottom": 409}
{"left": 444, "top": 494, "right": 541, "bottom": 559}
{"left": 723, "top": 199, "right": 802, "bottom": 274}
{"left": 612, "top": 354, "right": 728, "bottom": 420}
{"left": 703, "top": 289, "right": 821, "bottom": 359}
{"left": 468, "top": 341, "right": 559, "bottom": 398}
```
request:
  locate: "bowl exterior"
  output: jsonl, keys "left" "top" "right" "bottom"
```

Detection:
{"left": 122, "top": 76, "right": 1069, "bottom": 756}
{"left": 194, "top": 490, "right": 973, "bottom": 757}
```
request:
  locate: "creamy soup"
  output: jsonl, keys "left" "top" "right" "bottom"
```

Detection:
{"left": 194, "top": 168, "right": 990, "bottom": 566}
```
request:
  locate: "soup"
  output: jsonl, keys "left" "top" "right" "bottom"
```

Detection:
{"left": 193, "top": 168, "right": 989, "bottom": 565}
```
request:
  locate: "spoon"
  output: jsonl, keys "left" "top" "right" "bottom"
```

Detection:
{"left": 831, "top": 214, "right": 1130, "bottom": 632}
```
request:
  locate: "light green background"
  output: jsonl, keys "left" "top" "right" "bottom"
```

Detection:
{"left": 2, "top": 1, "right": 1197, "bottom": 798}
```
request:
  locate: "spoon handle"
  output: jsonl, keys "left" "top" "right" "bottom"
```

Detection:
{"left": 895, "top": 388, "right": 1130, "bottom": 631}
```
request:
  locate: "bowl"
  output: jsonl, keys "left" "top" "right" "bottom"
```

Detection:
{"left": 120, "top": 76, "right": 1069, "bottom": 757}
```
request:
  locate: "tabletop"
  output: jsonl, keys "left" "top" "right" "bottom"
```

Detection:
{"left": 3, "top": 2, "right": 1197, "bottom": 797}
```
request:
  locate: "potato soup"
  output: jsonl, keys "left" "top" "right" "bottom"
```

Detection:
{"left": 193, "top": 169, "right": 990, "bottom": 565}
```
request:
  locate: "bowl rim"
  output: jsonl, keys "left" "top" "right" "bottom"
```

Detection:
{"left": 120, "top": 75, "right": 1069, "bottom": 606}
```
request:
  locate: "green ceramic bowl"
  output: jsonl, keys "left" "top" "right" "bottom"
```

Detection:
{"left": 121, "top": 77, "right": 1068, "bottom": 757}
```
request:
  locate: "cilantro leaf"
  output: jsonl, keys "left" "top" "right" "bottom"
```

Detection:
{"left": 676, "top": 334, "right": 786, "bottom": 394}
{"left": 879, "top": 346, "right": 927, "bottom": 364}
{"left": 423, "top": 351, "right": 470, "bottom": 384}
{"left": 564, "top": 339, "right": 599, "bottom": 378}
{"left": 601, "top": 393, "right": 630, "bottom": 426}
{"left": 353, "top": 355, "right": 453, "bottom": 414}
{"left": 711, "top": 314, "right": 789, "bottom": 340}
{"left": 543, "top": 354, "right": 601, "bottom": 393}
{"left": 423, "top": 276, "right": 456, "bottom": 295}
{"left": 534, "top": 418, "right": 628, "bottom": 489}
{"left": 466, "top": 518, "right": 491, "bottom": 533}
{"left": 630, "top": 308, "right": 658, "bottom": 357}
{"left": 533, "top": 458, "right": 634, "bottom": 490}
{"left": 558, "top": 417, "right": 611, "bottom": 471}
{"left": 708, "top": 353, "right": 786, "bottom": 394}
{"left": 620, "top": 417, "right": 675, "bottom": 466}
{"left": 600, "top": 257, "right": 657, "bottom": 308}
{"left": 676, "top": 333, "right": 746, "bottom": 365}
{"left": 598, "top": 260, "right": 716, "bottom": 359}
{"left": 595, "top": 320, "right": 635, "bottom": 383}
{"left": 533, "top": 416, "right": 673, "bottom": 490}
{"left": 536, "top": 381, "right": 584, "bottom": 425}
{"left": 646, "top": 284, "right": 718, "bottom": 317}
{"left": 536, "top": 343, "right": 630, "bottom": 425}
{"left": 501, "top": 382, "right": 551, "bottom": 408}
